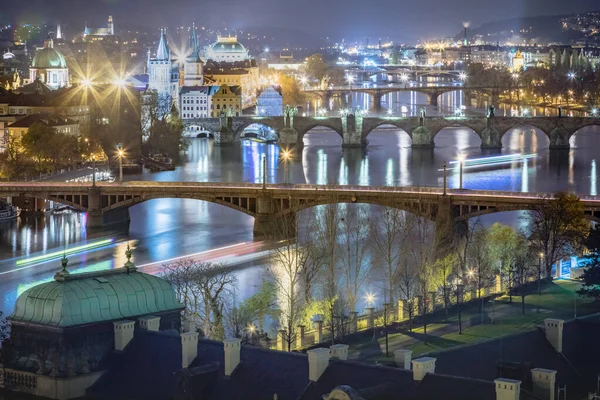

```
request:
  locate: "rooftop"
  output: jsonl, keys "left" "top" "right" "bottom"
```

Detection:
{"left": 9, "top": 251, "right": 184, "bottom": 329}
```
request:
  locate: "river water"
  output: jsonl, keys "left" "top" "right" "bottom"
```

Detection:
{"left": 0, "top": 89, "right": 598, "bottom": 320}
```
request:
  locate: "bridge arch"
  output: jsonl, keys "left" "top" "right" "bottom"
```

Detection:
{"left": 569, "top": 123, "right": 600, "bottom": 144}
{"left": 501, "top": 125, "right": 551, "bottom": 149}
{"left": 231, "top": 119, "right": 284, "bottom": 142}
{"left": 295, "top": 120, "right": 344, "bottom": 140}
{"left": 456, "top": 205, "right": 600, "bottom": 224}
{"left": 102, "top": 195, "right": 258, "bottom": 217}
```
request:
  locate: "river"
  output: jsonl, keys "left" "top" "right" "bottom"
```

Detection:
{"left": 0, "top": 89, "right": 598, "bottom": 321}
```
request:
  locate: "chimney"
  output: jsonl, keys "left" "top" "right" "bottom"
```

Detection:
{"left": 531, "top": 368, "right": 556, "bottom": 400}
{"left": 394, "top": 349, "right": 412, "bottom": 370}
{"left": 307, "top": 347, "right": 330, "bottom": 382}
{"left": 181, "top": 332, "right": 199, "bottom": 368}
{"left": 139, "top": 316, "right": 161, "bottom": 331}
{"left": 544, "top": 319, "right": 564, "bottom": 353}
{"left": 224, "top": 338, "right": 241, "bottom": 376}
{"left": 411, "top": 357, "right": 436, "bottom": 381}
{"left": 330, "top": 344, "right": 349, "bottom": 360}
{"left": 495, "top": 378, "right": 521, "bottom": 400}
{"left": 113, "top": 320, "right": 135, "bottom": 351}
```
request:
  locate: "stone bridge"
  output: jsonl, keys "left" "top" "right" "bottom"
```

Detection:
{"left": 3, "top": 182, "right": 600, "bottom": 254}
{"left": 185, "top": 115, "right": 600, "bottom": 149}
{"left": 303, "top": 85, "right": 499, "bottom": 108}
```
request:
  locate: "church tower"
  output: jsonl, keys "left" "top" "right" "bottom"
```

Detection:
{"left": 147, "top": 28, "right": 173, "bottom": 117}
{"left": 108, "top": 15, "right": 114, "bottom": 35}
{"left": 183, "top": 23, "right": 204, "bottom": 87}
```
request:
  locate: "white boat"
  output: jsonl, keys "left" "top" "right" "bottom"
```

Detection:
{"left": 0, "top": 203, "right": 19, "bottom": 221}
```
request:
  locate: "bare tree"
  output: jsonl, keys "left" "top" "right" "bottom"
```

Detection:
{"left": 525, "top": 192, "right": 589, "bottom": 278}
{"left": 297, "top": 209, "right": 327, "bottom": 304}
{"left": 467, "top": 225, "right": 497, "bottom": 305}
{"left": 397, "top": 257, "right": 418, "bottom": 332}
{"left": 407, "top": 214, "right": 436, "bottom": 336}
{"left": 161, "top": 259, "right": 236, "bottom": 340}
{"left": 514, "top": 236, "right": 537, "bottom": 315}
{"left": 433, "top": 253, "right": 458, "bottom": 322}
{"left": 370, "top": 207, "right": 408, "bottom": 304}
{"left": 340, "top": 204, "right": 372, "bottom": 312}
{"left": 317, "top": 202, "right": 342, "bottom": 343}
{"left": 265, "top": 213, "right": 306, "bottom": 352}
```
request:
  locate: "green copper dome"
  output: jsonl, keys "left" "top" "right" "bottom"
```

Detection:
{"left": 31, "top": 46, "right": 67, "bottom": 69}
{"left": 209, "top": 37, "right": 247, "bottom": 53}
{"left": 10, "top": 268, "right": 183, "bottom": 328}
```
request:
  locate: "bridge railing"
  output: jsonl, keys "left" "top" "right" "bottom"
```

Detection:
{"left": 0, "top": 181, "right": 597, "bottom": 202}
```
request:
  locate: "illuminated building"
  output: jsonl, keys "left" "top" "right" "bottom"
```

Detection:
{"left": 210, "top": 84, "right": 242, "bottom": 117}
{"left": 6, "top": 114, "right": 80, "bottom": 144}
{"left": 256, "top": 86, "right": 282, "bottom": 116}
{"left": 204, "top": 35, "right": 250, "bottom": 63}
{"left": 180, "top": 86, "right": 218, "bottom": 121}
{"left": 29, "top": 38, "right": 70, "bottom": 90}
{"left": 512, "top": 49, "right": 524, "bottom": 71}
{"left": 83, "top": 16, "right": 117, "bottom": 42}
{"left": 147, "top": 28, "right": 173, "bottom": 117}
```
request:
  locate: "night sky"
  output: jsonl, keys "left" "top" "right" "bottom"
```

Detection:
{"left": 4, "top": 0, "right": 600, "bottom": 42}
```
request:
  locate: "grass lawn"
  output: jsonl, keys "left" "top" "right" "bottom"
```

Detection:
{"left": 350, "top": 280, "right": 600, "bottom": 363}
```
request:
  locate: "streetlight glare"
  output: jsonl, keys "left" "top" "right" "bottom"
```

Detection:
{"left": 365, "top": 292, "right": 375, "bottom": 306}
{"left": 459, "top": 72, "right": 468, "bottom": 81}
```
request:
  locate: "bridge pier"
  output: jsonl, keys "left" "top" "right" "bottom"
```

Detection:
{"left": 427, "top": 94, "right": 439, "bottom": 107}
{"left": 215, "top": 126, "right": 235, "bottom": 146}
{"left": 278, "top": 128, "right": 299, "bottom": 147}
{"left": 254, "top": 213, "right": 296, "bottom": 237}
{"left": 411, "top": 126, "right": 434, "bottom": 148}
{"left": 434, "top": 196, "right": 467, "bottom": 258}
{"left": 86, "top": 187, "right": 131, "bottom": 229}
{"left": 549, "top": 127, "right": 570, "bottom": 149}
{"left": 368, "top": 93, "right": 383, "bottom": 113}
{"left": 480, "top": 117, "right": 502, "bottom": 149}
{"left": 342, "top": 131, "right": 367, "bottom": 148}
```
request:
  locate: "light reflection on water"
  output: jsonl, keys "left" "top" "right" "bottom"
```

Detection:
{"left": 1, "top": 99, "right": 599, "bottom": 319}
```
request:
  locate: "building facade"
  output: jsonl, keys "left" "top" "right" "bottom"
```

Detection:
{"left": 256, "top": 86, "right": 282, "bottom": 116}
{"left": 210, "top": 84, "right": 242, "bottom": 117}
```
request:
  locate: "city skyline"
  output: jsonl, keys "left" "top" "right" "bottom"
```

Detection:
{"left": 4, "top": 0, "right": 600, "bottom": 43}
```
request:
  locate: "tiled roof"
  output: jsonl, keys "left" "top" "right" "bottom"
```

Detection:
{"left": 7, "top": 113, "right": 78, "bottom": 128}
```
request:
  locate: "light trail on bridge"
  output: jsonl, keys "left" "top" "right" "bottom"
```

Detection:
{"left": 444, "top": 153, "right": 537, "bottom": 171}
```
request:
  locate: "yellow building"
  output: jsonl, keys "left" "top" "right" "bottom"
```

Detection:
{"left": 203, "top": 60, "right": 259, "bottom": 108}
{"left": 210, "top": 84, "right": 242, "bottom": 117}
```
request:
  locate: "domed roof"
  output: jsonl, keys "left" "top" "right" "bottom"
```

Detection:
{"left": 10, "top": 263, "right": 183, "bottom": 328}
{"left": 209, "top": 36, "right": 247, "bottom": 53}
{"left": 31, "top": 39, "right": 67, "bottom": 69}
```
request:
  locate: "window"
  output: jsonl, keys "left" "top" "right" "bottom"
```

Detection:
{"left": 217, "top": 105, "right": 220, "bottom": 109}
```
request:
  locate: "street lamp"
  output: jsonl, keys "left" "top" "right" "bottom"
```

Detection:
{"left": 567, "top": 71, "right": 576, "bottom": 81}
{"left": 117, "top": 144, "right": 124, "bottom": 182}
{"left": 91, "top": 154, "right": 96, "bottom": 186}
{"left": 262, "top": 154, "right": 267, "bottom": 189}
{"left": 386, "top": 108, "right": 394, "bottom": 117}
{"left": 280, "top": 149, "right": 291, "bottom": 185}
{"left": 459, "top": 72, "right": 468, "bottom": 83}
{"left": 457, "top": 155, "right": 465, "bottom": 190}
{"left": 456, "top": 283, "right": 464, "bottom": 334}
{"left": 591, "top": 108, "right": 598, "bottom": 117}
{"left": 346, "top": 74, "right": 355, "bottom": 90}
{"left": 400, "top": 73, "right": 409, "bottom": 88}
{"left": 299, "top": 75, "right": 308, "bottom": 91}
{"left": 365, "top": 292, "right": 375, "bottom": 307}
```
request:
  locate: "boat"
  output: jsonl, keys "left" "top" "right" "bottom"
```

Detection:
{"left": 0, "top": 202, "right": 19, "bottom": 221}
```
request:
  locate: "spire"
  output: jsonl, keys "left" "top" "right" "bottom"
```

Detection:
{"left": 189, "top": 22, "right": 199, "bottom": 59}
{"left": 56, "top": 24, "right": 62, "bottom": 40}
{"left": 156, "top": 27, "right": 169, "bottom": 61}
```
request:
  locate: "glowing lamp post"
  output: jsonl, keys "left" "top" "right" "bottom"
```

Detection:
{"left": 281, "top": 150, "right": 291, "bottom": 185}
{"left": 459, "top": 72, "right": 468, "bottom": 83}
{"left": 117, "top": 143, "right": 124, "bottom": 182}
{"left": 457, "top": 155, "right": 465, "bottom": 190}
{"left": 346, "top": 74, "right": 355, "bottom": 91}
{"left": 365, "top": 292, "right": 375, "bottom": 308}
{"left": 299, "top": 75, "right": 308, "bottom": 91}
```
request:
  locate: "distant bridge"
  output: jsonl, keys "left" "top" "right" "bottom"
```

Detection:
{"left": 3, "top": 182, "right": 600, "bottom": 255}
{"left": 302, "top": 84, "right": 497, "bottom": 107}
{"left": 184, "top": 115, "right": 600, "bottom": 149}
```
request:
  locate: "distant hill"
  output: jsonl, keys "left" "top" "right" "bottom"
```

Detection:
{"left": 457, "top": 12, "right": 600, "bottom": 44}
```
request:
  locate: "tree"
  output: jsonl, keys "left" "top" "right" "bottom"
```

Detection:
{"left": 467, "top": 225, "right": 497, "bottom": 304}
{"left": 576, "top": 257, "right": 600, "bottom": 301}
{"left": 278, "top": 73, "right": 306, "bottom": 106}
{"left": 304, "top": 54, "right": 329, "bottom": 83}
{"left": 513, "top": 236, "right": 537, "bottom": 314}
{"left": 0, "top": 311, "right": 10, "bottom": 364}
{"left": 525, "top": 192, "right": 589, "bottom": 278}
{"left": 244, "top": 279, "right": 278, "bottom": 334}
{"left": 318, "top": 202, "right": 342, "bottom": 343}
{"left": 265, "top": 213, "right": 306, "bottom": 352}
{"left": 397, "top": 256, "right": 418, "bottom": 332}
{"left": 433, "top": 253, "right": 458, "bottom": 322}
{"left": 407, "top": 214, "right": 436, "bottom": 336}
{"left": 161, "top": 259, "right": 236, "bottom": 339}
{"left": 370, "top": 207, "right": 407, "bottom": 304}
{"left": 340, "top": 204, "right": 371, "bottom": 312}
{"left": 21, "top": 122, "right": 58, "bottom": 172}
{"left": 487, "top": 223, "right": 520, "bottom": 300}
